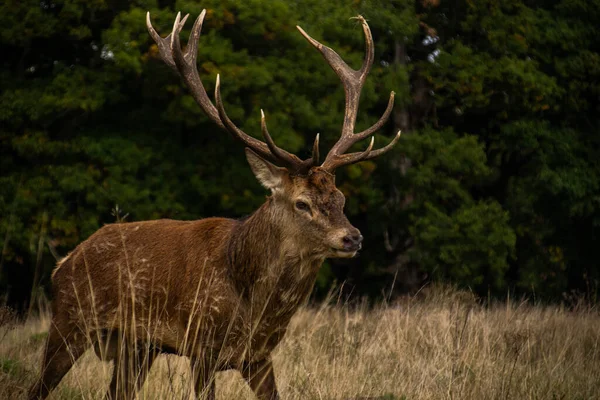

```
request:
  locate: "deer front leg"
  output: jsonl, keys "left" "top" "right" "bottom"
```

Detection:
{"left": 241, "top": 358, "right": 279, "bottom": 400}
{"left": 28, "top": 321, "right": 88, "bottom": 400}
{"left": 190, "top": 358, "right": 216, "bottom": 400}
{"left": 106, "top": 340, "right": 158, "bottom": 400}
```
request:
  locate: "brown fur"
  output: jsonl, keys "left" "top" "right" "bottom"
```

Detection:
{"left": 29, "top": 10, "right": 396, "bottom": 399}
{"left": 28, "top": 164, "right": 361, "bottom": 400}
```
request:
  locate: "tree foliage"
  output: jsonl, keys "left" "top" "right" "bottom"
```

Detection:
{"left": 1, "top": 0, "right": 599, "bottom": 310}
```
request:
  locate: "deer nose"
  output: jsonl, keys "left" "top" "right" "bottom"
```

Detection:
{"left": 342, "top": 232, "right": 363, "bottom": 251}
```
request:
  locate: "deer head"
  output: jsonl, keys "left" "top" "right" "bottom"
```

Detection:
{"left": 146, "top": 11, "right": 401, "bottom": 259}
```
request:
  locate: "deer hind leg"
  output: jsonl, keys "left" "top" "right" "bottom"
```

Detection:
{"left": 105, "top": 335, "right": 158, "bottom": 400}
{"left": 241, "top": 358, "right": 280, "bottom": 400}
{"left": 28, "top": 320, "right": 88, "bottom": 400}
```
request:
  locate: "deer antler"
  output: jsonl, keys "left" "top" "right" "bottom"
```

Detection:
{"left": 297, "top": 16, "right": 401, "bottom": 172}
{"left": 147, "top": 11, "right": 319, "bottom": 174}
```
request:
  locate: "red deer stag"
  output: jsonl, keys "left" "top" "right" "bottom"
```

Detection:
{"left": 29, "top": 9, "right": 400, "bottom": 400}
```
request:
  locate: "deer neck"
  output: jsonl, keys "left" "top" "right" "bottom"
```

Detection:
{"left": 228, "top": 198, "right": 323, "bottom": 303}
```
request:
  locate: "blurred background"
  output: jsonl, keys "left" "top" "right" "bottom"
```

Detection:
{"left": 1, "top": 0, "right": 599, "bottom": 314}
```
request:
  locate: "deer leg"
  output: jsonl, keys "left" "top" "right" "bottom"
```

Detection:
{"left": 191, "top": 358, "right": 216, "bottom": 400}
{"left": 93, "top": 330, "right": 119, "bottom": 361}
{"left": 106, "top": 338, "right": 158, "bottom": 400}
{"left": 241, "top": 359, "right": 280, "bottom": 400}
{"left": 28, "top": 321, "right": 88, "bottom": 400}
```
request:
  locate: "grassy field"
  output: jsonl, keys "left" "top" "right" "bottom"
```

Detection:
{"left": 1, "top": 286, "right": 599, "bottom": 400}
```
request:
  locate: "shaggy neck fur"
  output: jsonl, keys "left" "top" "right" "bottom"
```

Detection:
{"left": 227, "top": 198, "right": 323, "bottom": 320}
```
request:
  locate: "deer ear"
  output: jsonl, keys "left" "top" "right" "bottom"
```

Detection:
{"left": 245, "top": 148, "right": 288, "bottom": 190}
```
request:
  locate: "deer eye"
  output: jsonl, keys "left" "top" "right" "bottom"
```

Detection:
{"left": 295, "top": 201, "right": 310, "bottom": 212}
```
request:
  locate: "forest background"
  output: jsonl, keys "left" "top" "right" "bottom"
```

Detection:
{"left": 2, "top": 0, "right": 599, "bottom": 313}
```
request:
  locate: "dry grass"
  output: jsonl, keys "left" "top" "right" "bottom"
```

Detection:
{"left": 1, "top": 285, "right": 600, "bottom": 400}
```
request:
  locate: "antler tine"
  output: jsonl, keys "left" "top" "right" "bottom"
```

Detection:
{"left": 354, "top": 91, "right": 395, "bottom": 141}
{"left": 297, "top": 16, "right": 400, "bottom": 172}
{"left": 311, "top": 133, "right": 320, "bottom": 164}
{"left": 331, "top": 136, "right": 375, "bottom": 167}
{"left": 260, "top": 109, "right": 306, "bottom": 169}
{"left": 148, "top": 11, "right": 317, "bottom": 174}
{"left": 260, "top": 110, "right": 321, "bottom": 172}
{"left": 321, "top": 130, "right": 400, "bottom": 170}
{"left": 147, "top": 10, "right": 224, "bottom": 129}
{"left": 170, "top": 12, "right": 189, "bottom": 71}
{"left": 363, "top": 130, "right": 402, "bottom": 160}
{"left": 146, "top": 12, "right": 176, "bottom": 70}
{"left": 214, "top": 75, "right": 281, "bottom": 164}
{"left": 186, "top": 11, "right": 204, "bottom": 63}
{"left": 297, "top": 16, "right": 373, "bottom": 144}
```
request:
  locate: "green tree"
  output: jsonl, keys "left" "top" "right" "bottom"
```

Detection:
{"left": 2, "top": 0, "right": 599, "bottom": 311}
{"left": 415, "top": 0, "right": 600, "bottom": 298}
